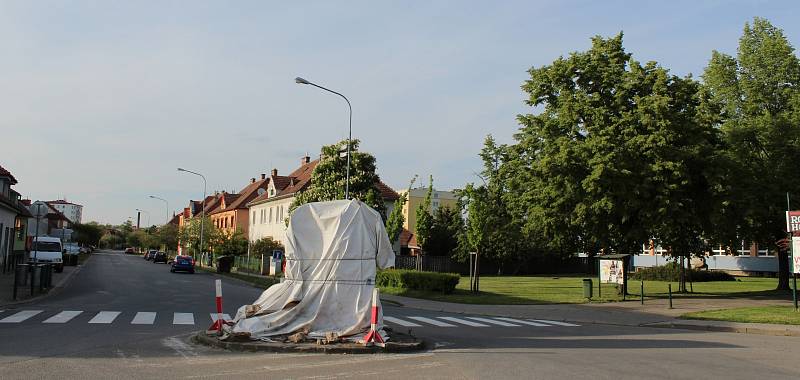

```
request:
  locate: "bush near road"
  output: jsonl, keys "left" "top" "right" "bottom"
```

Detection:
{"left": 377, "top": 269, "right": 460, "bottom": 294}
{"left": 682, "top": 306, "right": 800, "bottom": 325}
{"left": 630, "top": 262, "right": 735, "bottom": 282}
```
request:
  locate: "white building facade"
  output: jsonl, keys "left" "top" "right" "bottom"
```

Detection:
{"left": 46, "top": 200, "right": 82, "bottom": 224}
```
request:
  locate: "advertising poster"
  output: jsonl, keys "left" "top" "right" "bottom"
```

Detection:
{"left": 600, "top": 259, "right": 624, "bottom": 284}
{"left": 792, "top": 237, "right": 800, "bottom": 274}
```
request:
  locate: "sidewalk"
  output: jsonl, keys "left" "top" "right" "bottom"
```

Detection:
{"left": 0, "top": 262, "right": 82, "bottom": 307}
{"left": 381, "top": 293, "right": 800, "bottom": 336}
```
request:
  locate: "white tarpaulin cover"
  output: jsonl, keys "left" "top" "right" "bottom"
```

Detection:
{"left": 227, "top": 199, "right": 395, "bottom": 340}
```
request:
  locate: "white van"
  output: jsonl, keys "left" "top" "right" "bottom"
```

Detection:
{"left": 31, "top": 236, "right": 64, "bottom": 273}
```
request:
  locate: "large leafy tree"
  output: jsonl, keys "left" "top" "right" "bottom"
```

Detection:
{"left": 426, "top": 205, "right": 464, "bottom": 257}
{"left": 511, "top": 33, "right": 720, "bottom": 290}
{"left": 291, "top": 139, "right": 387, "bottom": 218}
{"left": 178, "top": 216, "right": 222, "bottom": 255}
{"left": 72, "top": 222, "right": 104, "bottom": 247}
{"left": 702, "top": 18, "right": 800, "bottom": 290}
{"left": 250, "top": 237, "right": 285, "bottom": 257}
{"left": 414, "top": 175, "right": 435, "bottom": 255}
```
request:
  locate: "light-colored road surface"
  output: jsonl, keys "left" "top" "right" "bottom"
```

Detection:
{"left": 1, "top": 250, "right": 799, "bottom": 379}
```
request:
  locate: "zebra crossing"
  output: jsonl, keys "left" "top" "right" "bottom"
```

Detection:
{"left": 383, "top": 315, "right": 579, "bottom": 329}
{"left": 0, "top": 309, "right": 579, "bottom": 329}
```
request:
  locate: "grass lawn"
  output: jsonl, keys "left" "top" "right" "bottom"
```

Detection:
{"left": 681, "top": 306, "right": 800, "bottom": 325}
{"left": 380, "top": 275, "right": 788, "bottom": 305}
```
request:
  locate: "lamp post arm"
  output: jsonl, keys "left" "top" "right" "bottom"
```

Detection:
{"left": 305, "top": 82, "right": 353, "bottom": 199}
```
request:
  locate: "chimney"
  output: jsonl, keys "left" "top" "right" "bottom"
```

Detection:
{"left": 261, "top": 173, "right": 266, "bottom": 180}
{"left": 251, "top": 177, "right": 256, "bottom": 183}
{"left": 301, "top": 156, "right": 310, "bottom": 165}
{"left": 271, "top": 168, "right": 278, "bottom": 177}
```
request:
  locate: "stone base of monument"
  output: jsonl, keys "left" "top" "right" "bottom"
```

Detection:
{"left": 192, "top": 327, "right": 426, "bottom": 354}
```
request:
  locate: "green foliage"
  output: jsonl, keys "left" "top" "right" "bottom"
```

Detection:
{"left": 701, "top": 17, "right": 800, "bottom": 289}
{"left": 71, "top": 222, "right": 103, "bottom": 247}
{"left": 414, "top": 175, "right": 435, "bottom": 253}
{"left": 426, "top": 205, "right": 464, "bottom": 257}
{"left": 157, "top": 223, "right": 179, "bottom": 252}
{"left": 99, "top": 233, "right": 123, "bottom": 249}
{"left": 214, "top": 229, "right": 248, "bottom": 257}
{"left": 250, "top": 236, "right": 285, "bottom": 256}
{"left": 290, "top": 139, "right": 387, "bottom": 219}
{"left": 630, "top": 262, "right": 735, "bottom": 282}
{"left": 386, "top": 175, "right": 417, "bottom": 246}
{"left": 178, "top": 216, "right": 221, "bottom": 254}
{"left": 376, "top": 269, "right": 460, "bottom": 294}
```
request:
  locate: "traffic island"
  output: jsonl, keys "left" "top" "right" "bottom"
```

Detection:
{"left": 192, "top": 328, "right": 426, "bottom": 354}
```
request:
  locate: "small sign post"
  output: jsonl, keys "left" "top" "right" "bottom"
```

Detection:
{"left": 786, "top": 205, "right": 800, "bottom": 311}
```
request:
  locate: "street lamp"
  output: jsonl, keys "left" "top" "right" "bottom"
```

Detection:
{"left": 149, "top": 195, "right": 170, "bottom": 225}
{"left": 135, "top": 209, "right": 151, "bottom": 227}
{"left": 295, "top": 76, "right": 353, "bottom": 199}
{"left": 178, "top": 168, "right": 207, "bottom": 258}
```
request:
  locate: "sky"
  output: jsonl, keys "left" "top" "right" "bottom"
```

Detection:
{"left": 2, "top": 0, "right": 799, "bottom": 225}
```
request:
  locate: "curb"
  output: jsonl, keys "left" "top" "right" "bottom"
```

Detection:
{"left": 644, "top": 321, "right": 800, "bottom": 337}
{"left": 192, "top": 331, "right": 427, "bottom": 354}
{"left": 0, "top": 256, "right": 89, "bottom": 308}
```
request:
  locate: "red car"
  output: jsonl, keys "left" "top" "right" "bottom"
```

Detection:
{"left": 124, "top": 247, "right": 135, "bottom": 254}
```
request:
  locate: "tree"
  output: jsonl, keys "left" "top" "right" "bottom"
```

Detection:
{"left": 250, "top": 237, "right": 285, "bottom": 257}
{"left": 386, "top": 176, "right": 418, "bottom": 248}
{"left": 214, "top": 229, "right": 248, "bottom": 257}
{"left": 291, "top": 139, "right": 387, "bottom": 218}
{"left": 72, "top": 222, "right": 103, "bottom": 247}
{"left": 157, "top": 223, "right": 179, "bottom": 253}
{"left": 702, "top": 18, "right": 800, "bottom": 290}
{"left": 426, "top": 205, "right": 464, "bottom": 257}
{"left": 414, "top": 175, "right": 435, "bottom": 255}
{"left": 179, "top": 216, "right": 221, "bottom": 255}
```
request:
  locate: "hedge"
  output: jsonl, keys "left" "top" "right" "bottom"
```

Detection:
{"left": 630, "top": 262, "right": 735, "bottom": 282}
{"left": 377, "top": 269, "right": 460, "bottom": 294}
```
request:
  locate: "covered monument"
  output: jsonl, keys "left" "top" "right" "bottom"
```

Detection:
{"left": 223, "top": 199, "right": 395, "bottom": 341}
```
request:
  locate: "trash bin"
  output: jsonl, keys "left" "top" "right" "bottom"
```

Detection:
{"left": 217, "top": 256, "right": 233, "bottom": 273}
{"left": 15, "top": 264, "right": 29, "bottom": 286}
{"left": 582, "top": 278, "right": 593, "bottom": 299}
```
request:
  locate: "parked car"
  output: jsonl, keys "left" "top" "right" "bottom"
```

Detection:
{"left": 124, "top": 247, "right": 135, "bottom": 254}
{"left": 145, "top": 249, "right": 157, "bottom": 261}
{"left": 170, "top": 255, "right": 195, "bottom": 274}
{"left": 152, "top": 251, "right": 167, "bottom": 264}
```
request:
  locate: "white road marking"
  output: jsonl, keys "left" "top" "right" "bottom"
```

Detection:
{"left": 407, "top": 316, "right": 456, "bottom": 327}
{"left": 43, "top": 310, "right": 83, "bottom": 323}
{"left": 493, "top": 317, "right": 552, "bottom": 327}
{"left": 209, "top": 313, "right": 232, "bottom": 322}
{"left": 437, "top": 316, "right": 489, "bottom": 327}
{"left": 131, "top": 312, "right": 157, "bottom": 325}
{"left": 173, "top": 312, "right": 195, "bottom": 325}
{"left": 465, "top": 317, "right": 520, "bottom": 327}
{"left": 89, "top": 311, "right": 121, "bottom": 324}
{"left": 530, "top": 319, "right": 580, "bottom": 326}
{"left": 0, "top": 310, "right": 43, "bottom": 323}
{"left": 384, "top": 316, "right": 422, "bottom": 327}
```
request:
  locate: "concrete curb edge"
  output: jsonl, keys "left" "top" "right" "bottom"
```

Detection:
{"left": 192, "top": 331, "right": 428, "bottom": 354}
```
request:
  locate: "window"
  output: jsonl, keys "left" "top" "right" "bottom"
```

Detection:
{"left": 269, "top": 207, "right": 273, "bottom": 224}
{"left": 252, "top": 211, "right": 256, "bottom": 225}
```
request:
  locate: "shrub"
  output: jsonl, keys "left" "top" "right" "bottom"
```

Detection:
{"left": 377, "top": 269, "right": 460, "bottom": 294}
{"left": 630, "top": 261, "right": 735, "bottom": 282}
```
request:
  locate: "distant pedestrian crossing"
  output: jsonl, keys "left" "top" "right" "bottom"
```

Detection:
{"left": 0, "top": 309, "right": 579, "bottom": 329}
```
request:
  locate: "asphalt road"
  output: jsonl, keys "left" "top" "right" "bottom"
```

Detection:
{"left": 1, "top": 250, "right": 799, "bottom": 379}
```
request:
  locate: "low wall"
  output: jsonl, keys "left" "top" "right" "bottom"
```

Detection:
{"left": 633, "top": 254, "right": 782, "bottom": 274}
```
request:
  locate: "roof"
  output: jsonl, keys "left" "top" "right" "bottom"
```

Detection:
{"left": 45, "top": 203, "right": 71, "bottom": 223}
{"left": 375, "top": 181, "right": 400, "bottom": 201}
{"left": 0, "top": 193, "right": 32, "bottom": 217}
{"left": 399, "top": 228, "right": 418, "bottom": 248}
{"left": 46, "top": 199, "right": 82, "bottom": 206}
{"left": 225, "top": 178, "right": 269, "bottom": 210}
{"left": 0, "top": 164, "right": 18, "bottom": 185}
{"left": 168, "top": 213, "right": 181, "bottom": 225}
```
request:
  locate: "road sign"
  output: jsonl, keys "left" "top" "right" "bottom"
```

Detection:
{"left": 787, "top": 211, "right": 800, "bottom": 232}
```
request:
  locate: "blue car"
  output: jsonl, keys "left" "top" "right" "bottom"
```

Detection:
{"left": 170, "top": 255, "right": 195, "bottom": 274}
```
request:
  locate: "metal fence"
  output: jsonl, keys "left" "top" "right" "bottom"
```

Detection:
{"left": 233, "top": 255, "right": 262, "bottom": 275}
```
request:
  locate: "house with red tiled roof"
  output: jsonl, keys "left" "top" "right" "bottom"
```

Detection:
{"left": 246, "top": 156, "right": 399, "bottom": 245}
{"left": 1, "top": 164, "right": 32, "bottom": 271}
{"left": 209, "top": 174, "right": 270, "bottom": 236}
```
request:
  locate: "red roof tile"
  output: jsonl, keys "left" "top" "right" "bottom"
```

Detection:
{"left": 0, "top": 164, "right": 18, "bottom": 185}
{"left": 226, "top": 178, "right": 269, "bottom": 210}
{"left": 46, "top": 199, "right": 82, "bottom": 206}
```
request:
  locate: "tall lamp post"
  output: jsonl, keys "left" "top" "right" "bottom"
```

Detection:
{"left": 295, "top": 76, "right": 353, "bottom": 199}
{"left": 178, "top": 168, "right": 207, "bottom": 258}
{"left": 148, "top": 195, "right": 170, "bottom": 225}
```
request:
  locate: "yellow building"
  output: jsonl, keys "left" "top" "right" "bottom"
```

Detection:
{"left": 398, "top": 187, "right": 459, "bottom": 233}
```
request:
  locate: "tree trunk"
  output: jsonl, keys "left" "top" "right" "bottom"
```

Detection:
{"left": 777, "top": 247, "right": 791, "bottom": 291}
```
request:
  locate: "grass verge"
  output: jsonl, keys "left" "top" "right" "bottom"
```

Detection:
{"left": 379, "top": 275, "right": 788, "bottom": 305}
{"left": 681, "top": 306, "right": 800, "bottom": 325}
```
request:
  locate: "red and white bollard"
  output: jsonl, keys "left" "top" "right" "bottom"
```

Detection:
{"left": 208, "top": 279, "right": 228, "bottom": 332}
{"left": 362, "top": 287, "right": 385, "bottom": 347}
